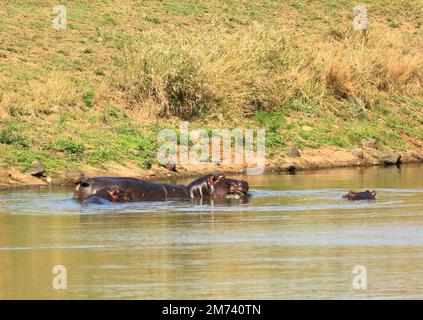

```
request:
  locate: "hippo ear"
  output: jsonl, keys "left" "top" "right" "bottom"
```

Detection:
{"left": 73, "top": 173, "right": 89, "bottom": 185}
{"left": 217, "top": 174, "right": 225, "bottom": 181}
{"left": 208, "top": 175, "right": 221, "bottom": 186}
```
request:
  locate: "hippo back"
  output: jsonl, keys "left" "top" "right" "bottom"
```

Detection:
{"left": 74, "top": 177, "right": 189, "bottom": 201}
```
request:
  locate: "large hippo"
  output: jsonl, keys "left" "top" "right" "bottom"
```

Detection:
{"left": 75, "top": 177, "right": 190, "bottom": 202}
{"left": 74, "top": 174, "right": 249, "bottom": 203}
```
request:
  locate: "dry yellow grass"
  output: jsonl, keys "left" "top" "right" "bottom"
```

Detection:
{"left": 0, "top": 0, "right": 422, "bottom": 172}
{"left": 119, "top": 25, "right": 423, "bottom": 120}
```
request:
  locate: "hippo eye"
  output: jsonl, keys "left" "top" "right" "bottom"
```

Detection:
{"left": 80, "top": 182, "right": 90, "bottom": 187}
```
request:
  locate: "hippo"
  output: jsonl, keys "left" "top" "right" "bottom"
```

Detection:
{"left": 82, "top": 189, "right": 119, "bottom": 204}
{"left": 74, "top": 174, "right": 249, "bottom": 203}
{"left": 186, "top": 174, "right": 225, "bottom": 199}
{"left": 75, "top": 177, "right": 190, "bottom": 202}
{"left": 214, "top": 178, "right": 249, "bottom": 198}
{"left": 343, "top": 190, "right": 376, "bottom": 200}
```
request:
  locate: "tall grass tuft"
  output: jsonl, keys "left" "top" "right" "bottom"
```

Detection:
{"left": 117, "top": 26, "right": 423, "bottom": 120}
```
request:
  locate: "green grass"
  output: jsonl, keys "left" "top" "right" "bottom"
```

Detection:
{"left": 0, "top": 120, "right": 29, "bottom": 148}
{"left": 0, "top": 0, "right": 422, "bottom": 174}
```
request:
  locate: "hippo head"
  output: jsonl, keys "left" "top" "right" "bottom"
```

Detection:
{"left": 213, "top": 176, "right": 249, "bottom": 198}
{"left": 74, "top": 180, "right": 95, "bottom": 201}
{"left": 343, "top": 190, "right": 377, "bottom": 200}
{"left": 343, "top": 191, "right": 356, "bottom": 200}
{"left": 186, "top": 174, "right": 249, "bottom": 199}
{"left": 230, "top": 179, "right": 249, "bottom": 194}
{"left": 74, "top": 177, "right": 143, "bottom": 202}
{"left": 73, "top": 177, "right": 119, "bottom": 201}
{"left": 185, "top": 173, "right": 225, "bottom": 199}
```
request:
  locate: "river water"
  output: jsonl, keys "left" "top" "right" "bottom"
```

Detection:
{"left": 0, "top": 165, "right": 422, "bottom": 299}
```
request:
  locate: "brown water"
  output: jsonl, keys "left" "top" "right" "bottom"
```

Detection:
{"left": 0, "top": 165, "right": 422, "bottom": 299}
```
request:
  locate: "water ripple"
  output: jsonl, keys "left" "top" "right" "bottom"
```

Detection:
{"left": 0, "top": 187, "right": 421, "bottom": 216}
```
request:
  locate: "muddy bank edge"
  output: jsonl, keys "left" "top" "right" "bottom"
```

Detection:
{"left": 1, "top": 146, "right": 423, "bottom": 190}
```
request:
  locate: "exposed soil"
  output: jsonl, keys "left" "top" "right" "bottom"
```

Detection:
{"left": 1, "top": 146, "right": 422, "bottom": 190}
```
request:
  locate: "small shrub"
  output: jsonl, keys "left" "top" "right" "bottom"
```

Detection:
{"left": 346, "top": 99, "right": 366, "bottom": 120}
{"left": 253, "top": 110, "right": 284, "bottom": 131}
{"left": 57, "top": 138, "right": 85, "bottom": 156}
{"left": 144, "top": 17, "right": 161, "bottom": 24}
{"left": 6, "top": 106, "right": 31, "bottom": 117}
{"left": 83, "top": 48, "right": 94, "bottom": 54}
{"left": 323, "top": 62, "right": 354, "bottom": 100}
{"left": 328, "top": 29, "right": 345, "bottom": 41}
{"left": 137, "top": 136, "right": 156, "bottom": 169}
{"left": 101, "top": 106, "right": 127, "bottom": 124}
{"left": 88, "top": 149, "right": 119, "bottom": 166}
{"left": 0, "top": 121, "right": 29, "bottom": 148}
{"left": 102, "top": 14, "right": 118, "bottom": 26}
{"left": 265, "top": 131, "right": 286, "bottom": 150}
{"left": 82, "top": 90, "right": 95, "bottom": 109}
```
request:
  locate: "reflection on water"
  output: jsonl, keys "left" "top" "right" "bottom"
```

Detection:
{"left": 0, "top": 165, "right": 422, "bottom": 299}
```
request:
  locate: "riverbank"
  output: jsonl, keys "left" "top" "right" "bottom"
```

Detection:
{"left": 1, "top": 1, "right": 422, "bottom": 190}
{"left": 1, "top": 145, "right": 422, "bottom": 190}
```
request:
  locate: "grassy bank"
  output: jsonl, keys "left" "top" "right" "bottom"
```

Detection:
{"left": 0, "top": 0, "right": 422, "bottom": 175}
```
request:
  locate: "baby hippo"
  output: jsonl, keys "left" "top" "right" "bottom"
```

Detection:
{"left": 343, "top": 190, "right": 376, "bottom": 200}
